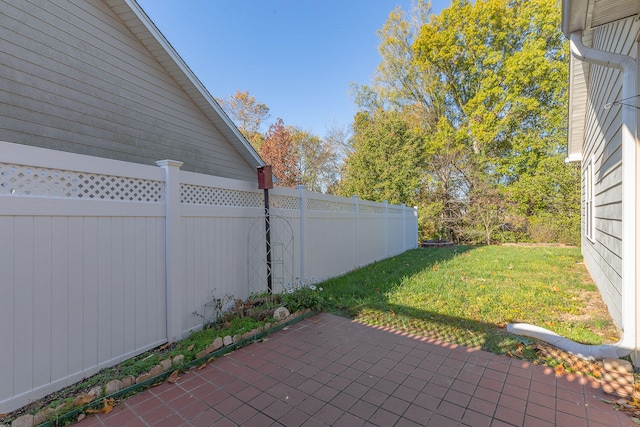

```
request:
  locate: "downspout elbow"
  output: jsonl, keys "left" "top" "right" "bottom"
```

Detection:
{"left": 506, "top": 323, "right": 632, "bottom": 361}
{"left": 569, "top": 31, "right": 636, "bottom": 73}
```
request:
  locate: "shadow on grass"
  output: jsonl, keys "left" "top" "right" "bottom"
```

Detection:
{"left": 321, "top": 245, "right": 561, "bottom": 362}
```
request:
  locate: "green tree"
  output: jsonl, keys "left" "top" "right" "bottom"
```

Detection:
{"left": 413, "top": 0, "right": 567, "bottom": 159}
{"left": 339, "top": 110, "right": 425, "bottom": 206}
{"left": 348, "top": 0, "right": 575, "bottom": 243}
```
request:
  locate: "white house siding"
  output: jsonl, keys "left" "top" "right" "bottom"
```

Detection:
{"left": 581, "top": 17, "right": 640, "bottom": 328}
{"left": 0, "top": 1, "right": 256, "bottom": 181}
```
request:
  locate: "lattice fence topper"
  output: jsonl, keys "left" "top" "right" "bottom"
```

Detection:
{"left": 306, "top": 198, "right": 354, "bottom": 212}
{"left": 359, "top": 203, "right": 385, "bottom": 214}
{"left": 0, "top": 163, "right": 164, "bottom": 201}
{"left": 269, "top": 194, "right": 299, "bottom": 210}
{"left": 180, "top": 183, "right": 263, "bottom": 207}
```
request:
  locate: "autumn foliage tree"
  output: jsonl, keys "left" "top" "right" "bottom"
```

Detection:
{"left": 216, "top": 90, "right": 270, "bottom": 151}
{"left": 260, "top": 118, "right": 301, "bottom": 187}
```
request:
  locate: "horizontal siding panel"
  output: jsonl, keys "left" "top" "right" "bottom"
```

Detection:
{"left": 579, "top": 16, "right": 639, "bottom": 334}
{"left": 0, "top": 1, "right": 255, "bottom": 180}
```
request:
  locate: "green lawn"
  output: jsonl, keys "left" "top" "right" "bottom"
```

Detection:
{"left": 319, "top": 245, "right": 619, "bottom": 359}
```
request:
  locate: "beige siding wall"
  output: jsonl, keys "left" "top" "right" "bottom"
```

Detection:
{"left": 581, "top": 17, "right": 639, "bottom": 328}
{"left": 0, "top": 1, "right": 256, "bottom": 181}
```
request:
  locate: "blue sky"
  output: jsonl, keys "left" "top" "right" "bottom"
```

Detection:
{"left": 136, "top": 1, "right": 449, "bottom": 139}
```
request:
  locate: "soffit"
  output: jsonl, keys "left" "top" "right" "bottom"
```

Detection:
{"left": 562, "top": 0, "right": 640, "bottom": 161}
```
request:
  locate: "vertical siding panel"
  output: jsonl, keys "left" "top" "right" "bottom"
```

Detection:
{"left": 155, "top": 217, "right": 166, "bottom": 340}
{"left": 110, "top": 216, "right": 124, "bottom": 359}
{"left": 194, "top": 217, "right": 204, "bottom": 322}
{"left": 144, "top": 216, "right": 158, "bottom": 343}
{"left": 134, "top": 217, "right": 147, "bottom": 349}
{"left": 66, "top": 217, "right": 84, "bottom": 380}
{"left": 206, "top": 218, "right": 214, "bottom": 307}
{"left": 13, "top": 217, "right": 33, "bottom": 395}
{"left": 82, "top": 217, "right": 99, "bottom": 370}
{"left": 50, "top": 217, "right": 68, "bottom": 381}
{"left": 0, "top": 216, "right": 15, "bottom": 402}
{"left": 122, "top": 218, "right": 136, "bottom": 353}
{"left": 182, "top": 218, "right": 193, "bottom": 330}
{"left": 32, "top": 217, "right": 52, "bottom": 387}
{"left": 97, "top": 218, "right": 112, "bottom": 363}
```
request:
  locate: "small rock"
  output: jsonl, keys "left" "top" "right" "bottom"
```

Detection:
{"left": 77, "top": 413, "right": 86, "bottom": 422}
{"left": 196, "top": 349, "right": 210, "bottom": 359}
{"left": 73, "top": 393, "right": 94, "bottom": 407}
{"left": 212, "top": 337, "right": 223, "bottom": 350}
{"left": 172, "top": 354, "right": 184, "bottom": 365}
{"left": 160, "top": 359, "right": 173, "bottom": 371}
{"left": 273, "top": 306, "right": 290, "bottom": 320}
{"left": 105, "top": 379, "right": 122, "bottom": 394}
{"left": 206, "top": 341, "right": 218, "bottom": 353}
{"left": 10, "top": 414, "right": 34, "bottom": 427}
{"left": 33, "top": 408, "right": 54, "bottom": 425}
{"left": 232, "top": 334, "right": 241, "bottom": 344}
{"left": 264, "top": 322, "right": 272, "bottom": 330}
{"left": 121, "top": 375, "right": 135, "bottom": 388}
{"left": 148, "top": 365, "right": 163, "bottom": 377}
{"left": 242, "top": 331, "right": 252, "bottom": 340}
{"left": 223, "top": 335, "right": 233, "bottom": 346}
{"left": 88, "top": 386, "right": 103, "bottom": 398}
{"left": 136, "top": 373, "right": 151, "bottom": 384}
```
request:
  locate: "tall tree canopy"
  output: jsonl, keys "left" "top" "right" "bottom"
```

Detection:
{"left": 343, "top": 0, "right": 577, "bottom": 244}
{"left": 340, "top": 110, "right": 425, "bottom": 206}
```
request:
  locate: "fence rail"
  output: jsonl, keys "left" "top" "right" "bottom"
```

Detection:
{"left": 0, "top": 141, "right": 418, "bottom": 413}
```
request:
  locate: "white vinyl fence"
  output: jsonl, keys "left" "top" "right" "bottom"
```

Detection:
{"left": 0, "top": 141, "right": 418, "bottom": 413}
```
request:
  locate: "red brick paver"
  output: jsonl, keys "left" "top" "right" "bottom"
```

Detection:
{"left": 77, "top": 313, "right": 634, "bottom": 426}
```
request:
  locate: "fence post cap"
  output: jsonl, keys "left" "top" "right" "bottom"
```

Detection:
{"left": 156, "top": 160, "right": 183, "bottom": 168}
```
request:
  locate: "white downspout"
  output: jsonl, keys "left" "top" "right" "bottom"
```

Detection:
{"left": 508, "top": 31, "right": 638, "bottom": 361}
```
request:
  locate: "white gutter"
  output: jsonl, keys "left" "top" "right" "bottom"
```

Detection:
{"left": 508, "top": 31, "right": 638, "bottom": 361}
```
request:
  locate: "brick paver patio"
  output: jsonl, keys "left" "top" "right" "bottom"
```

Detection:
{"left": 77, "top": 313, "right": 634, "bottom": 426}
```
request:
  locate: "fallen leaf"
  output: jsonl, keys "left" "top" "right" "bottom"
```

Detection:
{"left": 159, "top": 343, "right": 170, "bottom": 351}
{"left": 631, "top": 418, "right": 640, "bottom": 425}
{"left": 187, "top": 344, "right": 194, "bottom": 352}
{"left": 198, "top": 363, "right": 207, "bottom": 370}
{"left": 167, "top": 370, "right": 180, "bottom": 384}
{"left": 86, "top": 398, "right": 115, "bottom": 414}
{"left": 554, "top": 364, "right": 565, "bottom": 375}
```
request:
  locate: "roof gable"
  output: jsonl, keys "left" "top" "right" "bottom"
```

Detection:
{"left": 105, "top": 0, "right": 263, "bottom": 170}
